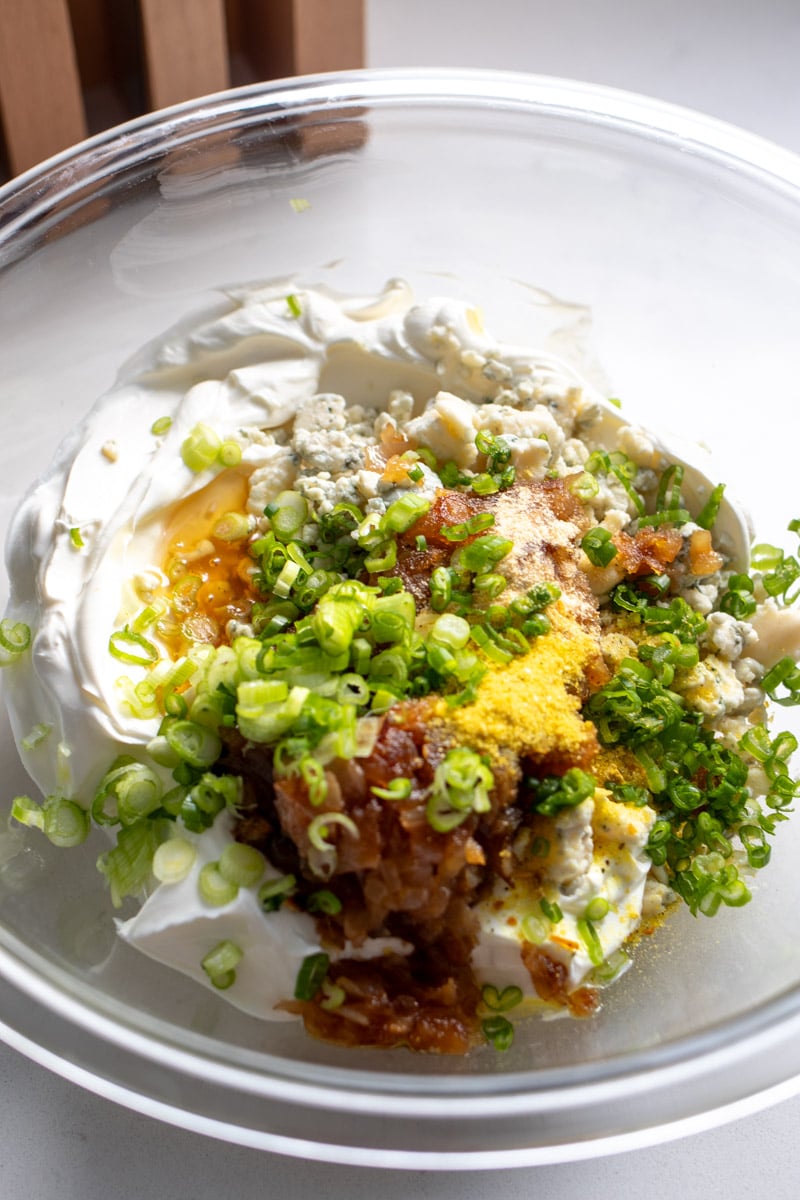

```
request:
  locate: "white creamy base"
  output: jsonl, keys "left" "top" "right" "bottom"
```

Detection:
{"left": 117, "top": 817, "right": 321, "bottom": 1021}
{"left": 3, "top": 279, "right": 753, "bottom": 1022}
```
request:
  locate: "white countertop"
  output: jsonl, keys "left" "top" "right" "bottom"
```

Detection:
{"left": 2, "top": 1, "right": 800, "bottom": 1195}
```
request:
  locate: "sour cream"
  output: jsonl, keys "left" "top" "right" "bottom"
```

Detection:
{"left": 1, "top": 280, "right": 750, "bottom": 1023}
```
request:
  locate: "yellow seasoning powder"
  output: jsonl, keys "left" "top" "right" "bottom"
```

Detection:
{"left": 438, "top": 609, "right": 601, "bottom": 769}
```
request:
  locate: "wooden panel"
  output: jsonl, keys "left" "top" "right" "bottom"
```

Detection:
{"left": 291, "top": 0, "right": 364, "bottom": 75}
{"left": 139, "top": 0, "right": 230, "bottom": 111}
{"left": 0, "top": 0, "right": 88, "bottom": 175}
{"left": 236, "top": 0, "right": 364, "bottom": 80}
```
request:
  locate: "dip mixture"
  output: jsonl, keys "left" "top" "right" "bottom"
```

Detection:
{"left": 3, "top": 280, "right": 800, "bottom": 1054}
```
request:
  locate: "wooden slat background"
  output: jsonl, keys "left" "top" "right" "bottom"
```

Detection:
{"left": 0, "top": 0, "right": 364, "bottom": 181}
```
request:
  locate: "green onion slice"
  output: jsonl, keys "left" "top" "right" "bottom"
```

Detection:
{"left": 294, "top": 952, "right": 330, "bottom": 1000}
{"left": 307, "top": 889, "right": 343, "bottom": 915}
{"left": 482, "top": 1015, "right": 514, "bottom": 1052}
{"left": 581, "top": 528, "right": 618, "bottom": 568}
{"left": 371, "top": 777, "right": 412, "bottom": 801}
{"left": 163, "top": 719, "right": 222, "bottom": 768}
{"left": 152, "top": 838, "right": 197, "bottom": 884}
{"left": 182, "top": 423, "right": 222, "bottom": 472}
{"left": 20, "top": 723, "right": 52, "bottom": 751}
{"left": 320, "top": 979, "right": 346, "bottom": 1010}
{"left": 481, "top": 984, "right": 523, "bottom": 1013}
{"left": 577, "top": 917, "right": 604, "bottom": 966}
{"left": 218, "top": 842, "right": 266, "bottom": 888}
{"left": 108, "top": 628, "right": 159, "bottom": 667}
{"left": 0, "top": 618, "right": 31, "bottom": 660}
{"left": 198, "top": 862, "right": 239, "bottom": 907}
{"left": 258, "top": 874, "right": 297, "bottom": 912}
{"left": 218, "top": 440, "right": 242, "bottom": 467}
{"left": 584, "top": 896, "right": 611, "bottom": 922}
{"left": 201, "top": 939, "right": 242, "bottom": 989}
{"left": 307, "top": 812, "right": 359, "bottom": 852}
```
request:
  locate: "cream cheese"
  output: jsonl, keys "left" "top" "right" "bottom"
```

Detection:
{"left": 1, "top": 279, "right": 756, "bottom": 1027}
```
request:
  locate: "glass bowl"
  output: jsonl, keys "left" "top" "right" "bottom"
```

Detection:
{"left": 2, "top": 69, "right": 800, "bottom": 1169}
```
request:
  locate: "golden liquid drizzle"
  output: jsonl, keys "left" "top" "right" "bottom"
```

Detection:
{"left": 157, "top": 467, "right": 257, "bottom": 658}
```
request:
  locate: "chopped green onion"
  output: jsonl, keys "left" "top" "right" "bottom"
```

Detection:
{"left": 214, "top": 511, "right": 250, "bottom": 542}
{"left": 482, "top": 1015, "right": 514, "bottom": 1052}
{"left": 150, "top": 415, "right": 173, "bottom": 436}
{"left": 426, "top": 746, "right": 493, "bottom": 832}
{"left": 719, "top": 571, "right": 758, "bottom": 619}
{"left": 10, "top": 794, "right": 45, "bottom": 832}
{"left": 218, "top": 842, "right": 266, "bottom": 888}
{"left": 178, "top": 773, "right": 239, "bottom": 833}
{"left": 440, "top": 512, "right": 495, "bottom": 542}
{"left": 12, "top": 794, "right": 89, "bottom": 848}
{"left": 481, "top": 984, "right": 523, "bottom": 1013}
{"left": 470, "top": 623, "right": 512, "bottom": 665}
{"left": 164, "top": 719, "right": 222, "bottom": 768}
{"left": 696, "top": 483, "right": 725, "bottom": 530}
{"left": 201, "top": 939, "right": 242, "bottom": 989}
{"left": 94, "top": 758, "right": 163, "bottom": 825}
{"left": 299, "top": 755, "right": 328, "bottom": 806}
{"left": 577, "top": 917, "right": 604, "bottom": 966}
{"left": 198, "top": 862, "right": 239, "bottom": 906}
{"left": 181, "top": 423, "right": 222, "bottom": 472}
{"left": 218, "top": 440, "right": 242, "bottom": 467}
{"left": 371, "top": 777, "right": 412, "bottom": 801}
{"left": 581, "top": 528, "right": 618, "bottom": 568}
{"left": 762, "top": 656, "right": 800, "bottom": 706}
{"left": 286, "top": 293, "right": 302, "bottom": 318}
{"left": 520, "top": 912, "right": 549, "bottom": 944}
{"left": 430, "top": 613, "right": 471, "bottom": 650}
{"left": 430, "top": 567, "right": 453, "bottom": 611}
{"left": 20, "top": 722, "right": 52, "bottom": 751}
{"left": 584, "top": 896, "right": 610, "bottom": 922}
{"left": 108, "top": 628, "right": 159, "bottom": 667}
{"left": 294, "top": 951, "right": 330, "bottom": 1000}
{"left": 471, "top": 473, "right": 500, "bottom": 496}
{"left": 531, "top": 768, "right": 596, "bottom": 816}
{"left": 473, "top": 572, "right": 507, "bottom": 600}
{"left": 152, "top": 838, "right": 197, "bottom": 884}
{"left": 655, "top": 464, "right": 684, "bottom": 513}
{"left": 307, "top": 889, "right": 343, "bottom": 915}
{"left": 382, "top": 493, "right": 431, "bottom": 533}
{"left": 336, "top": 674, "right": 370, "bottom": 707}
{"left": 97, "top": 819, "right": 160, "bottom": 907}
{"left": 0, "top": 618, "right": 32, "bottom": 666}
{"left": 69, "top": 526, "right": 84, "bottom": 549}
{"left": 307, "top": 812, "right": 359, "bottom": 851}
{"left": 458, "top": 534, "right": 513, "bottom": 572}
{"left": 591, "top": 948, "right": 630, "bottom": 983}
{"left": 311, "top": 594, "right": 364, "bottom": 657}
{"left": 475, "top": 430, "right": 511, "bottom": 466}
{"left": 268, "top": 491, "right": 308, "bottom": 541}
{"left": 258, "top": 874, "right": 297, "bottom": 912}
{"left": 540, "top": 898, "right": 563, "bottom": 924}
{"left": 0, "top": 618, "right": 31, "bottom": 658}
{"left": 569, "top": 472, "right": 600, "bottom": 501}
{"left": 320, "top": 979, "right": 346, "bottom": 1010}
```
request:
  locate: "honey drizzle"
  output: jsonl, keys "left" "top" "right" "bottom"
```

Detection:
{"left": 156, "top": 467, "right": 257, "bottom": 658}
